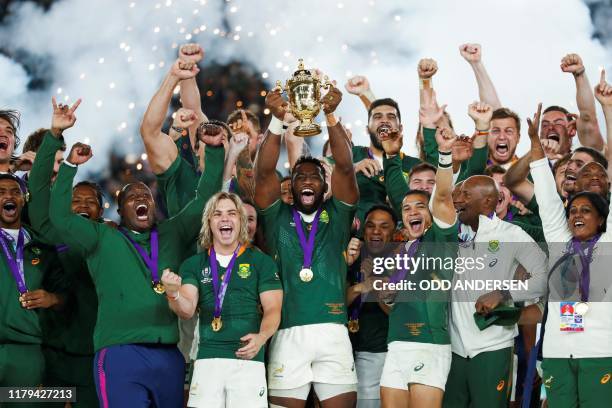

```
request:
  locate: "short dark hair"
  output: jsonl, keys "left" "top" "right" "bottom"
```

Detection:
{"left": 227, "top": 109, "right": 261, "bottom": 132}
{"left": 491, "top": 108, "right": 521, "bottom": 134}
{"left": 409, "top": 162, "right": 437, "bottom": 179}
{"left": 403, "top": 188, "right": 431, "bottom": 203}
{"left": 552, "top": 153, "right": 572, "bottom": 176}
{"left": 484, "top": 165, "right": 507, "bottom": 177}
{"left": 0, "top": 109, "right": 21, "bottom": 148}
{"left": 74, "top": 181, "right": 104, "bottom": 208}
{"left": 364, "top": 204, "right": 398, "bottom": 226}
{"left": 573, "top": 147, "right": 608, "bottom": 169}
{"left": 23, "top": 129, "right": 67, "bottom": 153}
{"left": 543, "top": 105, "right": 570, "bottom": 116}
{"left": 0, "top": 172, "right": 27, "bottom": 195}
{"left": 566, "top": 191, "right": 609, "bottom": 232}
{"left": 116, "top": 182, "right": 151, "bottom": 209}
{"left": 292, "top": 155, "right": 326, "bottom": 181}
{"left": 368, "top": 98, "right": 402, "bottom": 123}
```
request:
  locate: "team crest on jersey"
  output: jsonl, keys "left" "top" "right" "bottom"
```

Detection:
{"left": 238, "top": 264, "right": 251, "bottom": 279}
{"left": 488, "top": 240, "right": 500, "bottom": 253}
{"left": 403, "top": 171, "right": 410, "bottom": 180}
{"left": 602, "top": 373, "right": 611, "bottom": 384}
{"left": 31, "top": 247, "right": 41, "bottom": 255}
{"left": 320, "top": 210, "right": 329, "bottom": 224}
{"left": 200, "top": 267, "right": 212, "bottom": 284}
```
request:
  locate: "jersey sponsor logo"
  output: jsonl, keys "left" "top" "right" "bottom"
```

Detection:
{"left": 489, "top": 258, "right": 498, "bottom": 267}
{"left": 325, "top": 303, "right": 345, "bottom": 315}
{"left": 601, "top": 373, "right": 611, "bottom": 384}
{"left": 488, "top": 240, "right": 500, "bottom": 253}
{"left": 414, "top": 362, "right": 424, "bottom": 372}
{"left": 238, "top": 264, "right": 251, "bottom": 279}
{"left": 258, "top": 387, "right": 265, "bottom": 397}
{"left": 272, "top": 364, "right": 285, "bottom": 378}
{"left": 544, "top": 376, "right": 554, "bottom": 388}
{"left": 200, "top": 267, "right": 212, "bottom": 284}
{"left": 320, "top": 210, "right": 329, "bottom": 224}
{"left": 496, "top": 380, "right": 505, "bottom": 391}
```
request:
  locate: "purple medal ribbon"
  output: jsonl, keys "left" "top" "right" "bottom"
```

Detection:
{"left": 0, "top": 228, "right": 27, "bottom": 294}
{"left": 119, "top": 227, "right": 160, "bottom": 286}
{"left": 504, "top": 210, "right": 514, "bottom": 222}
{"left": 571, "top": 234, "right": 600, "bottom": 302}
{"left": 210, "top": 246, "right": 240, "bottom": 318}
{"left": 389, "top": 239, "right": 421, "bottom": 284}
{"left": 292, "top": 207, "right": 323, "bottom": 271}
{"left": 367, "top": 148, "right": 374, "bottom": 160}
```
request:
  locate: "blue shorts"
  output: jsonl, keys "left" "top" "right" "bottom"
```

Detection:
{"left": 94, "top": 344, "right": 184, "bottom": 408}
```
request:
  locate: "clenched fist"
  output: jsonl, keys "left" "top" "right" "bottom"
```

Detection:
{"left": 344, "top": 75, "right": 371, "bottom": 95}
{"left": 170, "top": 59, "right": 200, "bottom": 80}
{"left": 161, "top": 268, "right": 182, "bottom": 296}
{"left": 179, "top": 43, "right": 204, "bottom": 64}
{"left": 173, "top": 108, "right": 198, "bottom": 129}
{"left": 436, "top": 127, "right": 457, "bottom": 153}
{"left": 265, "top": 88, "right": 293, "bottom": 122}
{"left": 459, "top": 43, "right": 481, "bottom": 64}
{"left": 67, "top": 142, "right": 93, "bottom": 166}
{"left": 467, "top": 101, "right": 493, "bottom": 131}
{"left": 197, "top": 123, "right": 226, "bottom": 147}
{"left": 322, "top": 86, "right": 342, "bottom": 114}
{"left": 346, "top": 237, "right": 362, "bottom": 266}
{"left": 560, "top": 53, "right": 585, "bottom": 76}
{"left": 417, "top": 58, "right": 438, "bottom": 79}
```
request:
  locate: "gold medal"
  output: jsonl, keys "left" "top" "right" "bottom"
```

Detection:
{"left": 211, "top": 316, "right": 223, "bottom": 332}
{"left": 153, "top": 282, "right": 165, "bottom": 294}
{"left": 299, "top": 268, "right": 313, "bottom": 282}
{"left": 348, "top": 319, "right": 360, "bottom": 333}
{"left": 575, "top": 302, "right": 589, "bottom": 316}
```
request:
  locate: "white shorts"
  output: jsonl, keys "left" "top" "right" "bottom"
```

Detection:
{"left": 355, "top": 351, "right": 386, "bottom": 400}
{"left": 187, "top": 358, "right": 267, "bottom": 408}
{"left": 380, "top": 341, "right": 451, "bottom": 391}
{"left": 267, "top": 323, "right": 358, "bottom": 390}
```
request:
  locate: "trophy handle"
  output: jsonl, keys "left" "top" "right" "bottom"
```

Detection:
{"left": 275, "top": 80, "right": 286, "bottom": 94}
{"left": 321, "top": 75, "right": 333, "bottom": 90}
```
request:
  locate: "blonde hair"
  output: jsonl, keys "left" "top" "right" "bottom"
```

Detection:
{"left": 198, "top": 192, "right": 249, "bottom": 249}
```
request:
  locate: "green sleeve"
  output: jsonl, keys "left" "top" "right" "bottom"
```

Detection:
{"left": 525, "top": 195, "right": 540, "bottom": 215}
{"left": 179, "top": 256, "right": 200, "bottom": 287}
{"left": 257, "top": 200, "right": 282, "bottom": 255}
{"left": 256, "top": 251, "right": 282, "bottom": 293}
{"left": 28, "top": 131, "right": 64, "bottom": 244}
{"left": 430, "top": 221, "right": 458, "bottom": 281}
{"left": 156, "top": 155, "right": 199, "bottom": 217}
{"left": 49, "top": 163, "right": 101, "bottom": 255}
{"left": 456, "top": 145, "right": 488, "bottom": 183}
{"left": 166, "top": 145, "right": 224, "bottom": 247}
{"left": 41, "top": 248, "right": 69, "bottom": 295}
{"left": 422, "top": 127, "right": 438, "bottom": 166}
{"left": 383, "top": 154, "right": 409, "bottom": 220}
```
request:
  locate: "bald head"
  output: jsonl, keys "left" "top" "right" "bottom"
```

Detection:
{"left": 455, "top": 175, "right": 499, "bottom": 229}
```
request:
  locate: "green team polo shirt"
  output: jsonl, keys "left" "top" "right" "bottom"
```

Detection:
{"left": 259, "top": 198, "right": 355, "bottom": 329}
{"left": 180, "top": 246, "right": 281, "bottom": 362}
{"left": 0, "top": 230, "right": 61, "bottom": 345}
{"left": 48, "top": 146, "right": 224, "bottom": 351}
{"left": 347, "top": 260, "right": 388, "bottom": 353}
{"left": 387, "top": 221, "right": 458, "bottom": 345}
{"left": 28, "top": 132, "right": 97, "bottom": 355}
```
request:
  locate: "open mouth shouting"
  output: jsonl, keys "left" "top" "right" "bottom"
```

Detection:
{"left": 300, "top": 187, "right": 316, "bottom": 206}
{"left": 377, "top": 124, "right": 392, "bottom": 139}
{"left": 218, "top": 223, "right": 234, "bottom": 240}
{"left": 0, "top": 136, "right": 9, "bottom": 153}
{"left": 2, "top": 200, "right": 17, "bottom": 219}
{"left": 546, "top": 132, "right": 560, "bottom": 143}
{"left": 495, "top": 141, "right": 509, "bottom": 159}
{"left": 78, "top": 212, "right": 91, "bottom": 219}
{"left": 135, "top": 203, "right": 149, "bottom": 221}
{"left": 406, "top": 216, "right": 424, "bottom": 236}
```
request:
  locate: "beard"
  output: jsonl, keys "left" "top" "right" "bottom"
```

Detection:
{"left": 368, "top": 128, "right": 384, "bottom": 151}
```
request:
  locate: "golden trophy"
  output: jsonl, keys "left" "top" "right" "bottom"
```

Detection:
{"left": 276, "top": 59, "right": 332, "bottom": 137}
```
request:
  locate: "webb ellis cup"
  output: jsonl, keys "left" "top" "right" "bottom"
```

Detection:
{"left": 276, "top": 59, "right": 332, "bottom": 137}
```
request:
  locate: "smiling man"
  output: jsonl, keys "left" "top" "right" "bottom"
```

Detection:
{"left": 161, "top": 192, "right": 282, "bottom": 408}
{"left": 48, "top": 129, "right": 223, "bottom": 406}
{"left": 0, "top": 172, "right": 64, "bottom": 394}
{"left": 255, "top": 83, "right": 359, "bottom": 407}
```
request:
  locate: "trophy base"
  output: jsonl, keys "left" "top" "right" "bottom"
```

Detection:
{"left": 294, "top": 123, "right": 322, "bottom": 137}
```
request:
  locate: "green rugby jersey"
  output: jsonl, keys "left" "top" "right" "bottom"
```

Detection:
{"left": 156, "top": 153, "right": 200, "bottom": 218}
{"left": 180, "top": 246, "right": 281, "bottom": 362}
{"left": 259, "top": 198, "right": 355, "bottom": 329}
{"left": 387, "top": 221, "right": 458, "bottom": 345}
{"left": 48, "top": 145, "right": 224, "bottom": 351}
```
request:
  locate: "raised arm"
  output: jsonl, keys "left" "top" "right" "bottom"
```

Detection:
{"left": 432, "top": 128, "right": 458, "bottom": 225}
{"left": 29, "top": 97, "right": 80, "bottom": 240}
{"left": 594, "top": 70, "right": 612, "bottom": 186}
{"left": 344, "top": 75, "right": 376, "bottom": 110}
{"left": 140, "top": 59, "right": 199, "bottom": 174}
{"left": 325, "top": 87, "right": 358, "bottom": 205}
{"left": 178, "top": 43, "right": 208, "bottom": 145}
{"left": 504, "top": 153, "right": 535, "bottom": 204}
{"left": 49, "top": 143, "right": 100, "bottom": 254}
{"left": 560, "top": 53, "right": 604, "bottom": 151}
{"left": 254, "top": 89, "right": 288, "bottom": 209}
{"left": 459, "top": 43, "right": 502, "bottom": 109}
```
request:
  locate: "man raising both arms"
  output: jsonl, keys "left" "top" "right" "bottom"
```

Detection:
{"left": 256, "top": 82, "right": 359, "bottom": 407}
